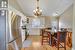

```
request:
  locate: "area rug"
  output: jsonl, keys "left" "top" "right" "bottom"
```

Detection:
{"left": 22, "top": 40, "right": 32, "bottom": 48}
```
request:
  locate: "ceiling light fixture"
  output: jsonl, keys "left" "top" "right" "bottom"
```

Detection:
{"left": 1, "top": 1, "right": 7, "bottom": 8}
{"left": 33, "top": 0, "right": 42, "bottom": 16}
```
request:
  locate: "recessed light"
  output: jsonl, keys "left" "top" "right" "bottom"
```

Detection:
{"left": 1, "top": 1, "right": 7, "bottom": 7}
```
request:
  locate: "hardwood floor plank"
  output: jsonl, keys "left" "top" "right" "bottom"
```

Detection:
{"left": 21, "top": 36, "right": 71, "bottom": 50}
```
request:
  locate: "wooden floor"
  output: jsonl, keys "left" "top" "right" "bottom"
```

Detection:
{"left": 21, "top": 36, "right": 71, "bottom": 50}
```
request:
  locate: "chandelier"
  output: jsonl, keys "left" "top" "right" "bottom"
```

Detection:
{"left": 33, "top": 0, "right": 42, "bottom": 16}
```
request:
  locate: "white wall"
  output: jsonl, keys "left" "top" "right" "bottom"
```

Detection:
{"left": 51, "top": 17, "right": 59, "bottom": 30}
{"left": 59, "top": 5, "right": 73, "bottom": 30}
{"left": 72, "top": 0, "right": 75, "bottom": 50}
{"left": 28, "top": 17, "right": 45, "bottom": 35}
{"left": 45, "top": 16, "right": 51, "bottom": 28}
{"left": 28, "top": 16, "right": 59, "bottom": 35}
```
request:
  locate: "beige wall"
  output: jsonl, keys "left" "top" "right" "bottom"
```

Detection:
{"left": 59, "top": 5, "right": 73, "bottom": 31}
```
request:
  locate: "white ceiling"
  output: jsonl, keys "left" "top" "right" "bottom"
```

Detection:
{"left": 16, "top": 0, "right": 73, "bottom": 16}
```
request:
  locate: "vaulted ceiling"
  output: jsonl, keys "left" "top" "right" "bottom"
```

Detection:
{"left": 10, "top": 0, "right": 73, "bottom": 16}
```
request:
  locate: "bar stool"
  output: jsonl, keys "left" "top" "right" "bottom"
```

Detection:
{"left": 53, "top": 31, "right": 67, "bottom": 50}
{"left": 41, "top": 29, "right": 50, "bottom": 45}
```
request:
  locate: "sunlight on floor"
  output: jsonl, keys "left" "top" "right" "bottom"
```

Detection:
{"left": 32, "top": 42, "right": 41, "bottom": 47}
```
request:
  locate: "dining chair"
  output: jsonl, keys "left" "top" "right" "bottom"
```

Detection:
{"left": 53, "top": 31, "right": 67, "bottom": 50}
{"left": 41, "top": 29, "right": 51, "bottom": 45}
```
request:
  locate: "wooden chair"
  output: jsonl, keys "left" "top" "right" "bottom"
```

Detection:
{"left": 53, "top": 31, "right": 67, "bottom": 50}
{"left": 66, "top": 32, "right": 72, "bottom": 48}
{"left": 51, "top": 33, "right": 57, "bottom": 46}
{"left": 41, "top": 29, "right": 51, "bottom": 45}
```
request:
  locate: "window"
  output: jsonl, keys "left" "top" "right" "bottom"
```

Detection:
{"left": 31, "top": 18, "right": 45, "bottom": 28}
{"left": 32, "top": 18, "right": 40, "bottom": 28}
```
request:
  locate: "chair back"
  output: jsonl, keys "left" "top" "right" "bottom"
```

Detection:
{"left": 58, "top": 31, "right": 67, "bottom": 42}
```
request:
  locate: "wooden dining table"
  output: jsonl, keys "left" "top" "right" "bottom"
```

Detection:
{"left": 44, "top": 29, "right": 72, "bottom": 47}
{"left": 41, "top": 28, "right": 72, "bottom": 48}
